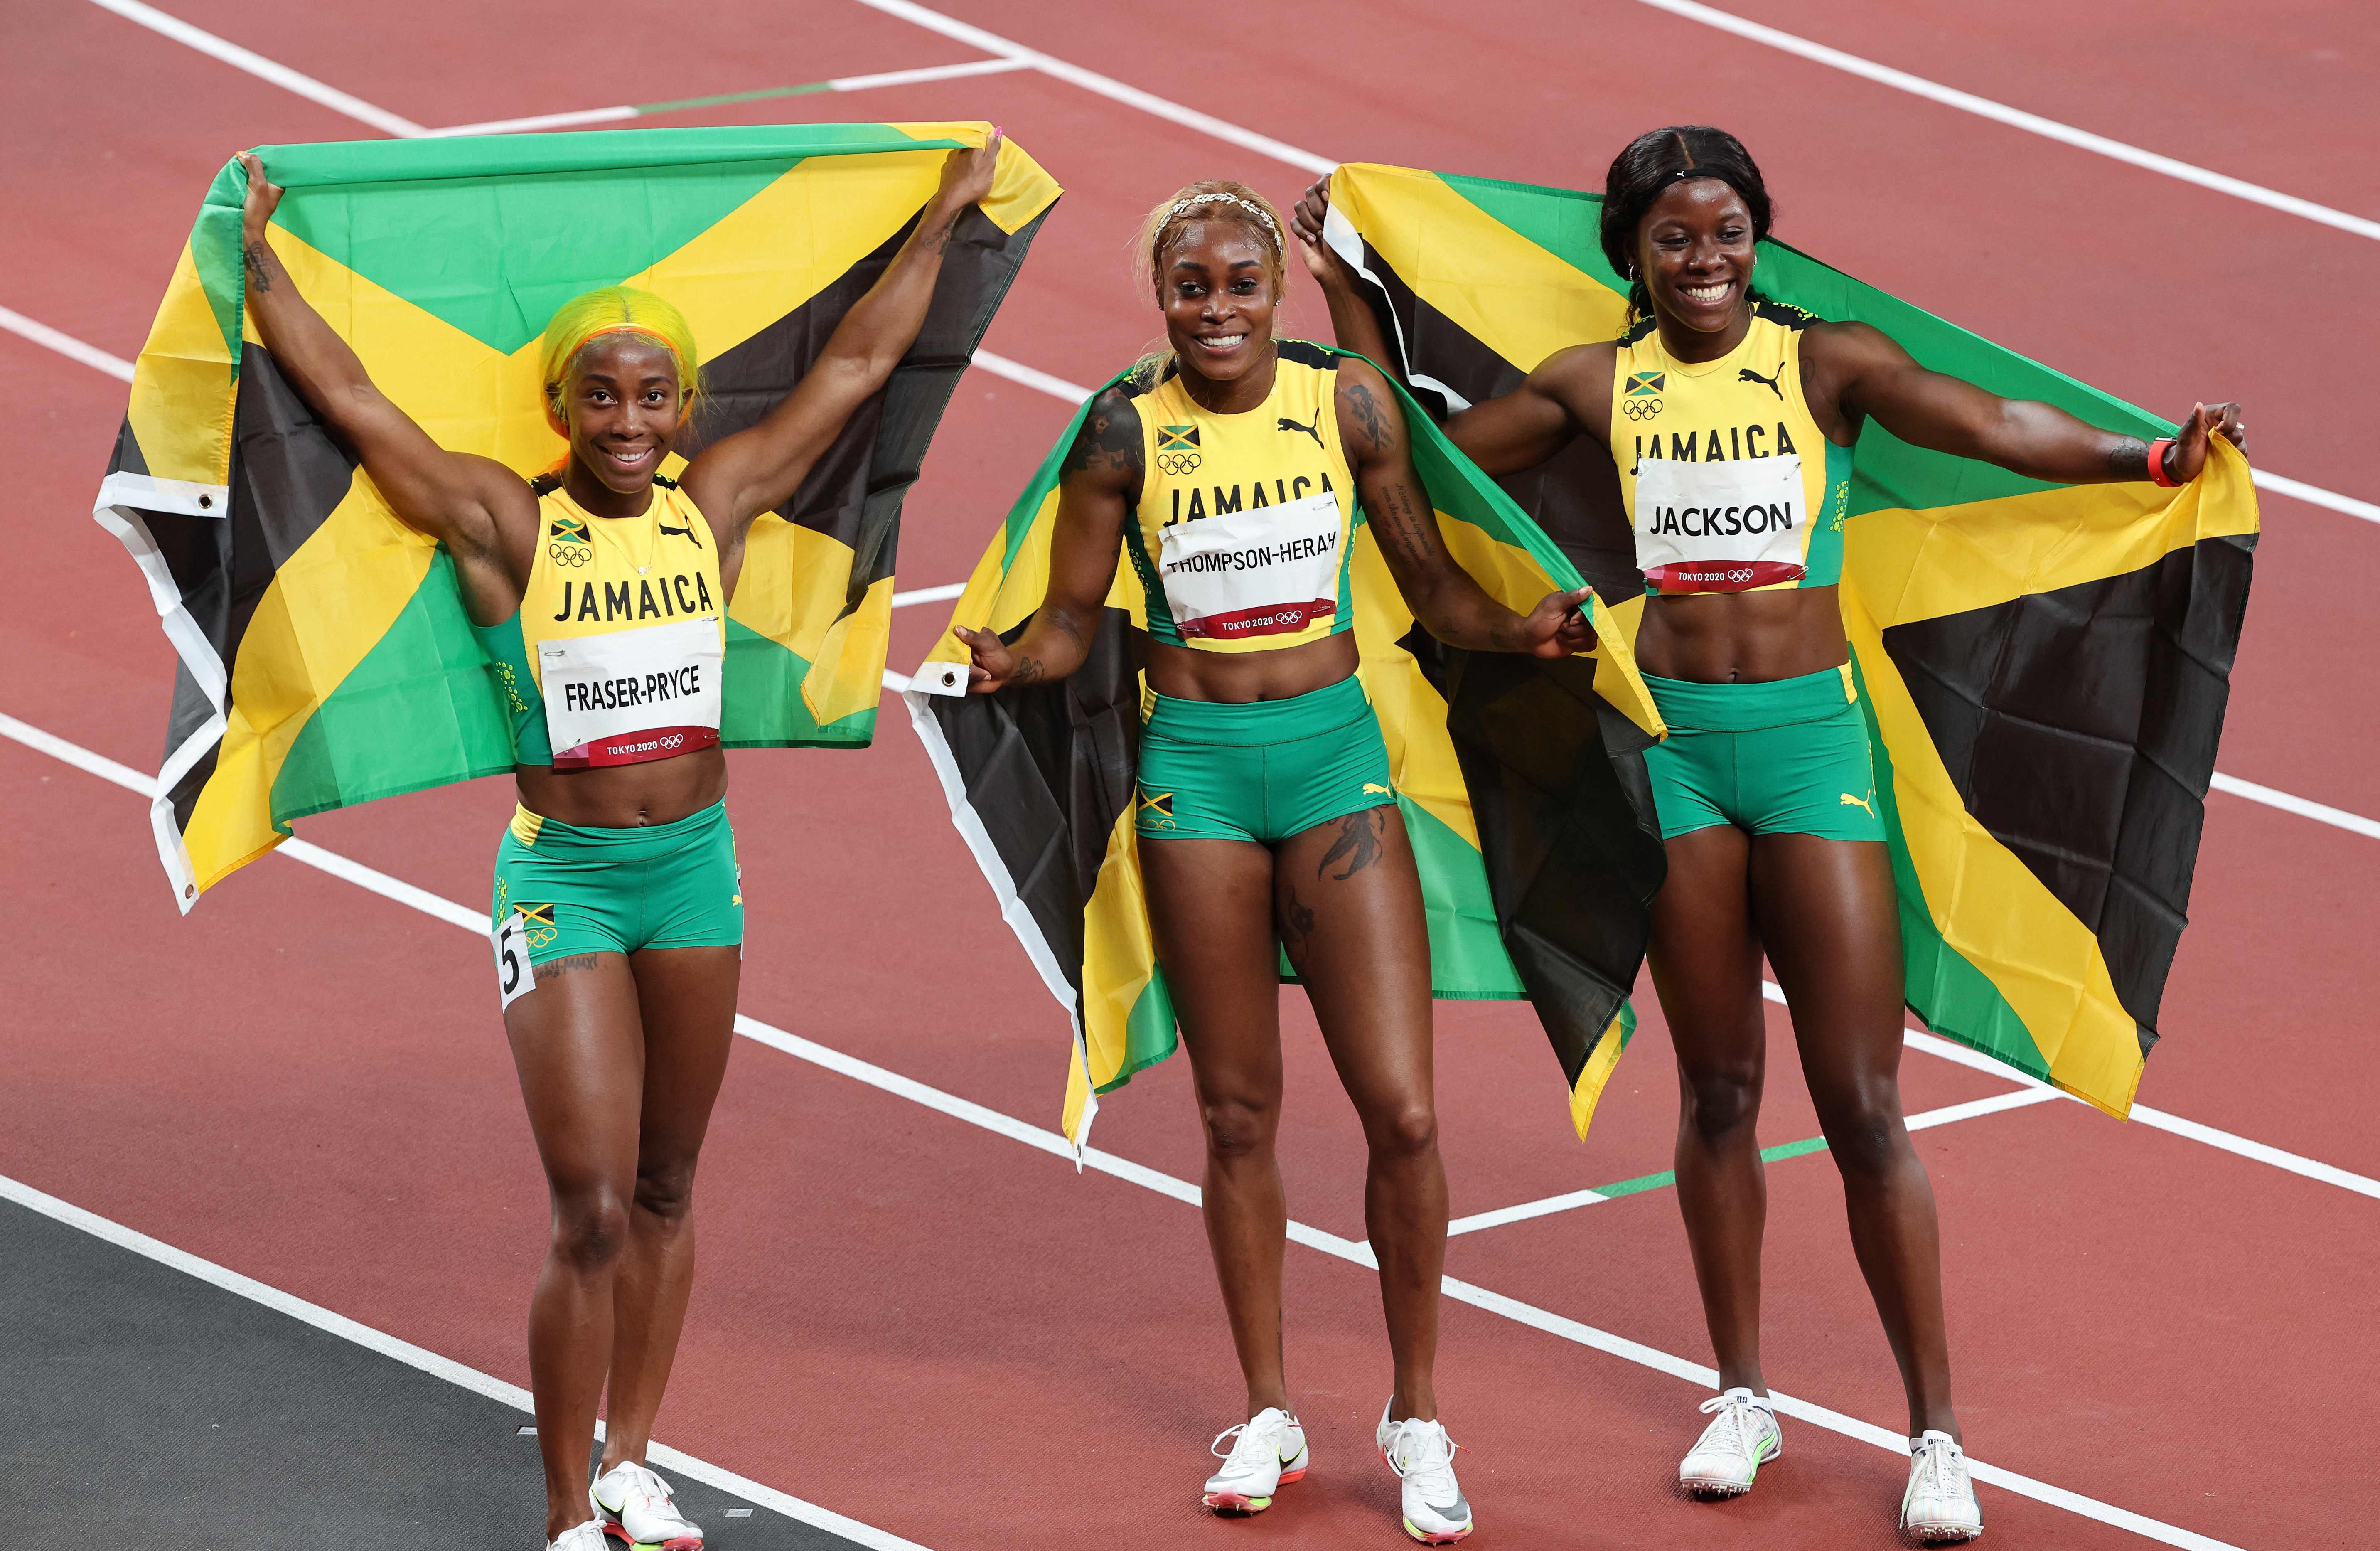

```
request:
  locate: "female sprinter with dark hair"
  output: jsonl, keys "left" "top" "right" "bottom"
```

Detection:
{"left": 1297, "top": 128, "right": 2242, "bottom": 1541}
{"left": 235, "top": 139, "right": 1001, "bottom": 1551}
{"left": 950, "top": 180, "right": 1598, "bottom": 1546}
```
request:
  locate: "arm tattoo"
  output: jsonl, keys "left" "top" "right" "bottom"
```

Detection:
{"left": 242, "top": 241, "right": 275, "bottom": 293}
{"left": 1010, "top": 655, "right": 1047, "bottom": 687}
{"left": 533, "top": 953, "right": 603, "bottom": 982}
{"left": 1316, "top": 808, "right": 1388, "bottom": 881}
{"left": 1061, "top": 391, "right": 1143, "bottom": 482}
{"left": 2106, "top": 437, "right": 2151, "bottom": 479}
{"left": 922, "top": 218, "right": 958, "bottom": 255}
{"left": 1341, "top": 379, "right": 1393, "bottom": 455}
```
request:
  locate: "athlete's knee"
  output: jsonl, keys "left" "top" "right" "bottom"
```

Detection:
{"left": 1679, "top": 1061, "right": 1764, "bottom": 1145}
{"left": 1200, "top": 1093, "right": 1279, "bottom": 1164}
{"left": 632, "top": 1158, "right": 698, "bottom": 1225}
{"left": 1813, "top": 1085, "right": 1909, "bottom": 1177}
{"left": 1364, "top": 1099, "right": 1439, "bottom": 1162}
{"left": 550, "top": 1186, "right": 632, "bottom": 1273}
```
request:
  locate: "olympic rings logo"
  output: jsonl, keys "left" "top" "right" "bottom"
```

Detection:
{"left": 548, "top": 542, "right": 593, "bottom": 566}
{"left": 659, "top": 733, "right": 685, "bottom": 751}
{"left": 1622, "top": 399, "right": 1662, "bottom": 421}
{"left": 1156, "top": 452, "right": 1202, "bottom": 475}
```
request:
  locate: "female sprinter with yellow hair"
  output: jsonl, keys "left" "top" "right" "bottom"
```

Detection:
{"left": 952, "top": 182, "right": 1596, "bottom": 1546}
{"left": 234, "top": 138, "right": 1000, "bottom": 1551}
{"left": 1297, "top": 128, "right": 2243, "bottom": 1541}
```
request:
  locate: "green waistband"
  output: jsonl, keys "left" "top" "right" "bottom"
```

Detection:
{"left": 1143, "top": 674, "right": 1372, "bottom": 747}
{"left": 1642, "top": 665, "right": 1856, "bottom": 732}
{"left": 510, "top": 798, "right": 728, "bottom": 857}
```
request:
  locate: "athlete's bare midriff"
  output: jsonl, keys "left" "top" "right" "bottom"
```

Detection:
{"left": 1140, "top": 628, "right": 1359, "bottom": 703}
{"left": 514, "top": 746, "right": 727, "bottom": 829}
{"left": 1634, "top": 584, "right": 1849, "bottom": 683}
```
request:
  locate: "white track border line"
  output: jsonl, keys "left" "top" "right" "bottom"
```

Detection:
{"left": 1447, "top": 1086, "right": 2064, "bottom": 1236}
{"left": 0, "top": 709, "right": 2280, "bottom": 1551}
{"left": 0, "top": 1170, "right": 937, "bottom": 1551}
{"left": 427, "top": 57, "right": 1035, "bottom": 138}
{"left": 5, "top": 299, "right": 2376, "bottom": 836}
{"left": 81, "top": 0, "right": 430, "bottom": 138}
{"left": 1628, "top": 0, "right": 2380, "bottom": 244}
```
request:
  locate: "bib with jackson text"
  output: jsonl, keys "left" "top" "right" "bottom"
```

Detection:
{"left": 1630, "top": 453, "right": 1807, "bottom": 593}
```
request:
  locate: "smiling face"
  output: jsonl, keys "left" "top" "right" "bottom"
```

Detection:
{"left": 1634, "top": 177, "right": 1758, "bottom": 338}
{"left": 561, "top": 333, "right": 684, "bottom": 495}
{"left": 1158, "top": 221, "right": 1281, "bottom": 388}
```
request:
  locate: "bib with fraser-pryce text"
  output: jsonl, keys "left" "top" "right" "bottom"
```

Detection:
{"left": 537, "top": 615, "right": 724, "bottom": 768}
{"left": 1156, "top": 489, "right": 1344, "bottom": 641}
{"left": 1630, "top": 452, "right": 1807, "bottom": 593}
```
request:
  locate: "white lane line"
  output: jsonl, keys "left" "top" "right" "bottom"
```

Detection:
{"left": 828, "top": 56, "right": 1033, "bottom": 93}
{"left": 1628, "top": 0, "right": 2380, "bottom": 244}
{"left": 0, "top": 306, "right": 135, "bottom": 381}
{"left": 425, "top": 106, "right": 639, "bottom": 138}
{"left": 848, "top": 0, "right": 1336, "bottom": 175}
{"left": 13, "top": 303, "right": 2380, "bottom": 845}
{"left": 81, "top": 0, "right": 428, "bottom": 138}
{"left": 1447, "top": 1085, "right": 2065, "bottom": 1236}
{"left": 0, "top": 720, "right": 2259, "bottom": 1551}
{"left": 2252, "top": 470, "right": 2380, "bottom": 527}
{"left": 2210, "top": 771, "right": 2380, "bottom": 841}
{"left": 0, "top": 1171, "right": 937, "bottom": 1551}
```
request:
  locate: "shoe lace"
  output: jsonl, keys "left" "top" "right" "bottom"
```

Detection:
{"left": 1913, "top": 1436, "right": 1964, "bottom": 1497}
{"left": 1696, "top": 1393, "right": 1754, "bottom": 1455}
{"left": 1386, "top": 1421, "right": 1461, "bottom": 1494}
{"left": 1211, "top": 1421, "right": 1278, "bottom": 1470}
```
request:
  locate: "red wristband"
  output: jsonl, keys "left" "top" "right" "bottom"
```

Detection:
{"left": 2146, "top": 437, "right": 2181, "bottom": 487}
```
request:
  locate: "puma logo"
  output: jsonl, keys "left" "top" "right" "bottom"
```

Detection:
{"left": 1362, "top": 782, "right": 1392, "bottom": 795}
{"left": 1738, "top": 364, "right": 1785, "bottom": 400}
{"left": 1277, "top": 412, "right": 1325, "bottom": 448}
{"left": 659, "top": 522, "right": 701, "bottom": 547}
{"left": 1840, "top": 792, "right": 1874, "bottom": 815}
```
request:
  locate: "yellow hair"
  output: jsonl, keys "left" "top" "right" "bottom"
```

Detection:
{"left": 537, "top": 287, "right": 702, "bottom": 435}
{"left": 1129, "top": 180, "right": 1289, "bottom": 386}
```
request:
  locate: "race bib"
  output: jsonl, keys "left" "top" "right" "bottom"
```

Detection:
{"left": 538, "top": 615, "right": 723, "bottom": 768}
{"left": 1158, "top": 489, "right": 1342, "bottom": 641}
{"left": 1632, "top": 453, "right": 1808, "bottom": 593}
{"left": 492, "top": 909, "right": 536, "bottom": 1010}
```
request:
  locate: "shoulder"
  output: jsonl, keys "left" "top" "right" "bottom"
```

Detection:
{"left": 1796, "top": 317, "right": 1909, "bottom": 389}
{"left": 1062, "top": 383, "right": 1145, "bottom": 483}
{"left": 1329, "top": 355, "right": 1402, "bottom": 454}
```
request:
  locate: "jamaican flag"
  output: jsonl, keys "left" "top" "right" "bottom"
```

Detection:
{"left": 1322, "top": 162, "right": 2257, "bottom": 1117}
{"left": 907, "top": 347, "right": 1669, "bottom": 1150}
{"left": 97, "top": 123, "right": 1059, "bottom": 910}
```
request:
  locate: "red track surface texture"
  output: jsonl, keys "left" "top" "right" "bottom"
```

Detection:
{"left": 5, "top": 4, "right": 2375, "bottom": 1548}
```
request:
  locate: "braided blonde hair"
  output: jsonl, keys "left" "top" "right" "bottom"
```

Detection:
{"left": 1129, "top": 179, "right": 1290, "bottom": 384}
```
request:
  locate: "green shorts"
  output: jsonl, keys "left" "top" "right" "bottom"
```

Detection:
{"left": 490, "top": 800, "right": 743, "bottom": 964}
{"left": 1642, "top": 666, "right": 1884, "bottom": 842}
{"left": 1136, "top": 675, "right": 1396, "bottom": 844}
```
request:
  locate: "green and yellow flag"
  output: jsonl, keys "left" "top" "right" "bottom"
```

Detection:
{"left": 1322, "top": 162, "right": 2258, "bottom": 1117}
{"left": 907, "top": 347, "right": 1669, "bottom": 1150}
{"left": 98, "top": 123, "right": 1058, "bottom": 910}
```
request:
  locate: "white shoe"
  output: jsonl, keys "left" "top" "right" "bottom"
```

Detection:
{"left": 1901, "top": 1430, "right": 1983, "bottom": 1542}
{"left": 1679, "top": 1387, "right": 1783, "bottom": 1496}
{"left": 1202, "top": 1406, "right": 1310, "bottom": 1513}
{"left": 548, "top": 1523, "right": 607, "bottom": 1551}
{"left": 590, "top": 1460, "right": 703, "bottom": 1550}
{"left": 1377, "top": 1402, "right": 1473, "bottom": 1544}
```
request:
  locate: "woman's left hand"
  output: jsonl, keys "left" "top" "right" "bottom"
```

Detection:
{"left": 934, "top": 127, "right": 1004, "bottom": 215}
{"left": 2166, "top": 400, "right": 2246, "bottom": 481}
{"left": 1512, "top": 585, "right": 1598, "bottom": 658}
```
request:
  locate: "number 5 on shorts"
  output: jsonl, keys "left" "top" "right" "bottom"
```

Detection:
{"left": 493, "top": 908, "right": 536, "bottom": 1011}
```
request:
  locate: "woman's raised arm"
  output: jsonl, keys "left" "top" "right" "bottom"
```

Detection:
{"left": 236, "top": 154, "right": 531, "bottom": 564}
{"left": 1810, "top": 320, "right": 2245, "bottom": 485}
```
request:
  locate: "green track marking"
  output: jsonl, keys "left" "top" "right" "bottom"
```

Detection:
{"left": 636, "top": 83, "right": 833, "bottom": 116}
{"left": 1591, "top": 1135, "right": 1833, "bottom": 1200}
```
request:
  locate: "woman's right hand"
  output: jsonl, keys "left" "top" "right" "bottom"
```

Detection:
{"left": 950, "top": 623, "right": 1018, "bottom": 693}
{"left": 1291, "top": 177, "right": 1351, "bottom": 286}
{"left": 237, "top": 152, "right": 283, "bottom": 244}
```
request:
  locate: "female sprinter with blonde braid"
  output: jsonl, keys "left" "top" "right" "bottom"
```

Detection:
{"left": 951, "top": 182, "right": 1598, "bottom": 1546}
{"left": 234, "top": 138, "right": 1001, "bottom": 1551}
{"left": 1297, "top": 127, "right": 2244, "bottom": 1541}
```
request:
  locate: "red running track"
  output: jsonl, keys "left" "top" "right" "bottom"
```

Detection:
{"left": 5, "top": 2, "right": 2377, "bottom": 1547}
